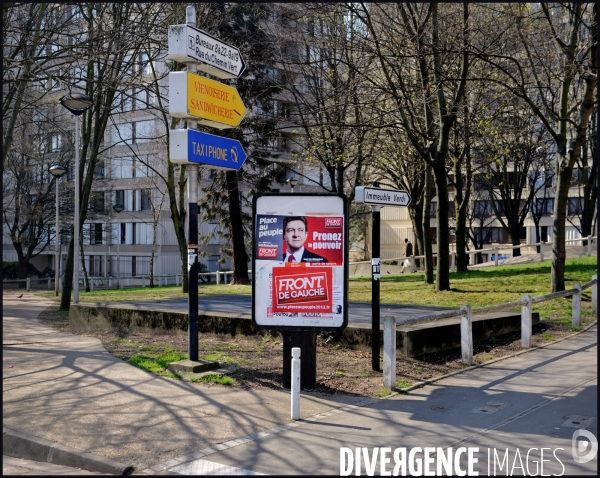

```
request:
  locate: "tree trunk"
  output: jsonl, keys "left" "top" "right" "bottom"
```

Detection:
{"left": 150, "top": 226, "right": 157, "bottom": 288}
{"left": 80, "top": 239, "right": 90, "bottom": 292}
{"left": 455, "top": 211, "right": 468, "bottom": 271}
{"left": 551, "top": 151, "right": 572, "bottom": 292}
{"left": 534, "top": 220, "right": 541, "bottom": 253}
{"left": 433, "top": 163, "right": 450, "bottom": 291}
{"left": 422, "top": 164, "right": 434, "bottom": 284}
{"left": 17, "top": 258, "right": 27, "bottom": 290}
{"left": 409, "top": 206, "right": 424, "bottom": 270}
{"left": 226, "top": 170, "right": 250, "bottom": 285}
{"left": 510, "top": 233, "right": 521, "bottom": 257}
{"left": 60, "top": 238, "right": 74, "bottom": 310}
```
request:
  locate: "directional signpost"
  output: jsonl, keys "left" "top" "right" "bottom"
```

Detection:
{"left": 168, "top": 24, "right": 246, "bottom": 79}
{"left": 355, "top": 186, "right": 411, "bottom": 207}
{"left": 355, "top": 185, "right": 412, "bottom": 371}
{"left": 170, "top": 129, "right": 247, "bottom": 169}
{"left": 167, "top": 6, "right": 248, "bottom": 371}
{"left": 169, "top": 71, "right": 247, "bottom": 129}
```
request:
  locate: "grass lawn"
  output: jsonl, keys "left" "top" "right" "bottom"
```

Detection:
{"left": 37, "top": 257, "right": 597, "bottom": 321}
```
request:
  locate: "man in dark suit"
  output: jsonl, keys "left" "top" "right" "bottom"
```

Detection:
{"left": 282, "top": 216, "right": 328, "bottom": 263}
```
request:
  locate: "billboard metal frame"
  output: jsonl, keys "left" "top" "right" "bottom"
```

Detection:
{"left": 251, "top": 192, "right": 349, "bottom": 333}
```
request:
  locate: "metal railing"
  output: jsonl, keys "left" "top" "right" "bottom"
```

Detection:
{"left": 382, "top": 274, "right": 598, "bottom": 389}
{"left": 351, "top": 235, "right": 596, "bottom": 272}
{"left": 2, "top": 270, "right": 257, "bottom": 291}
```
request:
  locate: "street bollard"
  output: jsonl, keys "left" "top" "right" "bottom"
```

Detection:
{"left": 383, "top": 316, "right": 397, "bottom": 390}
{"left": 540, "top": 241, "right": 544, "bottom": 262}
{"left": 592, "top": 275, "right": 597, "bottom": 316}
{"left": 460, "top": 304, "right": 473, "bottom": 365}
{"left": 572, "top": 284, "right": 581, "bottom": 328}
{"left": 521, "top": 294, "right": 532, "bottom": 348}
{"left": 26, "top": 278, "right": 30, "bottom": 291}
{"left": 494, "top": 247, "right": 499, "bottom": 266}
{"left": 216, "top": 271, "right": 220, "bottom": 285}
{"left": 587, "top": 236, "right": 592, "bottom": 256}
{"left": 291, "top": 347, "right": 301, "bottom": 420}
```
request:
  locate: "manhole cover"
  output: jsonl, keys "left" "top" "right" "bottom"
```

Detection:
{"left": 472, "top": 401, "right": 508, "bottom": 414}
{"left": 561, "top": 415, "right": 595, "bottom": 429}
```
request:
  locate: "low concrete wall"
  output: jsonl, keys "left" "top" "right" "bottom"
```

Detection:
{"left": 398, "top": 312, "right": 540, "bottom": 357}
{"left": 70, "top": 303, "right": 266, "bottom": 337}
{"left": 70, "top": 304, "right": 537, "bottom": 358}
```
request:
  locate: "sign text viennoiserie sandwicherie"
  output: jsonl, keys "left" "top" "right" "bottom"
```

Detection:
{"left": 168, "top": 71, "right": 247, "bottom": 129}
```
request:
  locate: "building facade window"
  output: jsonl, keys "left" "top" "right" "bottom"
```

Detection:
{"left": 567, "top": 197, "right": 583, "bottom": 216}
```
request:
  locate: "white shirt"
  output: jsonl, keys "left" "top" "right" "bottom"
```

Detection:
{"left": 284, "top": 247, "right": 305, "bottom": 263}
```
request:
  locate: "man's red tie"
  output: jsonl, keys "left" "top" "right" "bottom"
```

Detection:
{"left": 288, "top": 255, "right": 295, "bottom": 262}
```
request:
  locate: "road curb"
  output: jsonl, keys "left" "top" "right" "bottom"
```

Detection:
{"left": 3, "top": 427, "right": 134, "bottom": 475}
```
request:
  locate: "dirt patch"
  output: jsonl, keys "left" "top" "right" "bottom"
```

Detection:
{"left": 37, "top": 305, "right": 595, "bottom": 398}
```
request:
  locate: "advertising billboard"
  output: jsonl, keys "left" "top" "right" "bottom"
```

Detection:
{"left": 252, "top": 193, "right": 348, "bottom": 331}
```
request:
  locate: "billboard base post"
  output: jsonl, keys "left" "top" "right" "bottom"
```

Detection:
{"left": 282, "top": 332, "right": 316, "bottom": 390}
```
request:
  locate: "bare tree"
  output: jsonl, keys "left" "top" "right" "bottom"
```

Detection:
{"left": 476, "top": 100, "right": 553, "bottom": 256}
{"left": 566, "top": 111, "right": 598, "bottom": 242}
{"left": 473, "top": 2, "right": 597, "bottom": 291}
{"left": 3, "top": 111, "right": 60, "bottom": 285}
{"left": 350, "top": 3, "right": 471, "bottom": 291}
{"left": 271, "top": 4, "right": 379, "bottom": 201}
{"left": 58, "top": 3, "right": 165, "bottom": 309}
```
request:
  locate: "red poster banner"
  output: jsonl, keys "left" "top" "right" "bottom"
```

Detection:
{"left": 281, "top": 216, "right": 344, "bottom": 265}
{"left": 271, "top": 267, "right": 333, "bottom": 312}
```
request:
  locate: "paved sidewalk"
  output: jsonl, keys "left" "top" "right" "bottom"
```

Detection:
{"left": 159, "top": 324, "right": 598, "bottom": 475}
{"left": 3, "top": 291, "right": 597, "bottom": 475}
{"left": 2, "top": 292, "right": 365, "bottom": 473}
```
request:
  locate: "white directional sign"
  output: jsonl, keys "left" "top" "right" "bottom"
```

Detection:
{"left": 354, "top": 186, "right": 411, "bottom": 207}
{"left": 168, "top": 24, "right": 246, "bottom": 79}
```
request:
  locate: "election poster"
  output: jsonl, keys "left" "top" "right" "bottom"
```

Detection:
{"left": 252, "top": 193, "right": 348, "bottom": 331}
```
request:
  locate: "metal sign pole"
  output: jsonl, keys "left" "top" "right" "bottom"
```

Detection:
{"left": 371, "top": 205, "right": 381, "bottom": 371}
{"left": 186, "top": 5, "right": 199, "bottom": 362}
{"left": 188, "top": 166, "right": 199, "bottom": 361}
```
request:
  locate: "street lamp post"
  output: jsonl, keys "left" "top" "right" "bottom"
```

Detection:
{"left": 60, "top": 93, "right": 92, "bottom": 304}
{"left": 113, "top": 204, "right": 124, "bottom": 289}
{"left": 287, "top": 177, "right": 298, "bottom": 193}
{"left": 49, "top": 164, "right": 67, "bottom": 296}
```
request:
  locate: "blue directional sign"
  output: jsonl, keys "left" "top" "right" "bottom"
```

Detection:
{"left": 170, "top": 129, "right": 248, "bottom": 170}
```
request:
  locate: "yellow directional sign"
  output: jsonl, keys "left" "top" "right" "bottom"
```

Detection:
{"left": 168, "top": 71, "right": 246, "bottom": 129}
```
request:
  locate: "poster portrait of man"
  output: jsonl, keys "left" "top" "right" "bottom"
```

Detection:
{"left": 282, "top": 216, "right": 328, "bottom": 263}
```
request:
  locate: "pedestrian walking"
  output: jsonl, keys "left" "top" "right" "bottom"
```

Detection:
{"left": 401, "top": 238, "right": 414, "bottom": 273}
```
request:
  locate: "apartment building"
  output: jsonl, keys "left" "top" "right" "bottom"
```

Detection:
{"left": 4, "top": 3, "right": 594, "bottom": 280}
{"left": 3, "top": 3, "right": 327, "bottom": 283}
